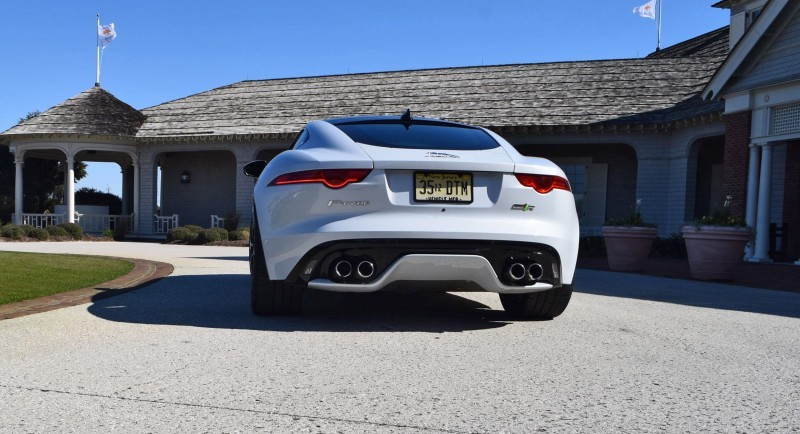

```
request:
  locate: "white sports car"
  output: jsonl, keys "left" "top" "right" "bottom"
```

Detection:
{"left": 245, "top": 112, "right": 579, "bottom": 319}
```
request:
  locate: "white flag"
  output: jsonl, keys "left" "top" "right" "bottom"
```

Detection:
{"left": 98, "top": 22, "right": 116, "bottom": 47}
{"left": 633, "top": 0, "right": 656, "bottom": 19}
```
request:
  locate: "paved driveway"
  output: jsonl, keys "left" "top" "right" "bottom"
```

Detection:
{"left": 1, "top": 242, "right": 799, "bottom": 432}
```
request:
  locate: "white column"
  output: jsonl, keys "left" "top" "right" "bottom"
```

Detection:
{"left": 744, "top": 143, "right": 761, "bottom": 259}
{"left": 63, "top": 160, "right": 69, "bottom": 201}
{"left": 752, "top": 143, "right": 773, "bottom": 261}
{"left": 14, "top": 158, "right": 23, "bottom": 225}
{"left": 66, "top": 158, "right": 75, "bottom": 224}
{"left": 133, "top": 161, "right": 140, "bottom": 233}
{"left": 120, "top": 163, "right": 129, "bottom": 215}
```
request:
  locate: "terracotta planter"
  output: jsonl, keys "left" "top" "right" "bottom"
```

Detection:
{"left": 601, "top": 226, "right": 658, "bottom": 272}
{"left": 681, "top": 225, "right": 750, "bottom": 280}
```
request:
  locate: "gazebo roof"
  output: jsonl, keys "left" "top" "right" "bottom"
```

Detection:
{"left": 1, "top": 86, "right": 146, "bottom": 139}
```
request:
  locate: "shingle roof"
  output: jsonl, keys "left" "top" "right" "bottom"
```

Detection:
{"left": 2, "top": 86, "right": 145, "bottom": 138}
{"left": 647, "top": 26, "right": 730, "bottom": 59}
{"left": 138, "top": 56, "right": 725, "bottom": 139}
{"left": 2, "top": 28, "right": 728, "bottom": 144}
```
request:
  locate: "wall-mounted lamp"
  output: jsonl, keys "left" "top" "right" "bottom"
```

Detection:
{"left": 180, "top": 171, "right": 191, "bottom": 184}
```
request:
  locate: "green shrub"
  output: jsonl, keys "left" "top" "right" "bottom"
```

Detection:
{"left": 167, "top": 227, "right": 198, "bottom": 243}
{"left": 29, "top": 227, "right": 50, "bottom": 241}
{"left": 210, "top": 227, "right": 228, "bottom": 240}
{"left": 113, "top": 217, "right": 129, "bottom": 241}
{"left": 228, "top": 229, "right": 250, "bottom": 241}
{"left": 17, "top": 225, "right": 37, "bottom": 237}
{"left": 58, "top": 222, "right": 84, "bottom": 240}
{"left": 651, "top": 234, "right": 687, "bottom": 258}
{"left": 103, "top": 228, "right": 115, "bottom": 238}
{"left": 195, "top": 229, "right": 222, "bottom": 244}
{"left": 45, "top": 225, "right": 69, "bottom": 237}
{"left": 1, "top": 224, "right": 25, "bottom": 240}
{"left": 8, "top": 227, "right": 25, "bottom": 240}
{"left": 184, "top": 225, "right": 204, "bottom": 233}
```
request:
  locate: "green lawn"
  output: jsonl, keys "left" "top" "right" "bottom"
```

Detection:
{"left": 0, "top": 251, "right": 134, "bottom": 305}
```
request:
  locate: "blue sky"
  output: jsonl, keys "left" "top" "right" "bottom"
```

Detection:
{"left": 0, "top": 0, "right": 729, "bottom": 196}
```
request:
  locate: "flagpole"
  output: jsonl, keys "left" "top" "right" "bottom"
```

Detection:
{"left": 95, "top": 13, "right": 100, "bottom": 87}
{"left": 657, "top": 0, "right": 662, "bottom": 51}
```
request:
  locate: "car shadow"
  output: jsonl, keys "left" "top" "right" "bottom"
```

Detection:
{"left": 576, "top": 269, "right": 800, "bottom": 319}
{"left": 87, "top": 274, "right": 513, "bottom": 332}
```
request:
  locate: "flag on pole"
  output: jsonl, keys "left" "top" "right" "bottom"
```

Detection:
{"left": 98, "top": 22, "right": 116, "bottom": 47}
{"left": 633, "top": 0, "right": 656, "bottom": 19}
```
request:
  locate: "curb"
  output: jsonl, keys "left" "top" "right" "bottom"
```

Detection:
{"left": 0, "top": 257, "right": 174, "bottom": 321}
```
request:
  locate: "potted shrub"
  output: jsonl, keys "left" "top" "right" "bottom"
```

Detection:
{"left": 681, "top": 195, "right": 751, "bottom": 281}
{"left": 602, "top": 199, "right": 658, "bottom": 272}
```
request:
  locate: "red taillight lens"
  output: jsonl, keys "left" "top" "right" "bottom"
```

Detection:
{"left": 269, "top": 169, "right": 371, "bottom": 189}
{"left": 515, "top": 174, "right": 571, "bottom": 194}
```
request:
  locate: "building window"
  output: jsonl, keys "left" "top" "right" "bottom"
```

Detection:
{"left": 747, "top": 7, "right": 762, "bottom": 28}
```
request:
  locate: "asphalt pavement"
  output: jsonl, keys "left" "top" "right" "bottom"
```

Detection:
{"left": 0, "top": 242, "right": 798, "bottom": 433}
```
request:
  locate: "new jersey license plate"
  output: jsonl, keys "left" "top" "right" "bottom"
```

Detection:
{"left": 414, "top": 172, "right": 473, "bottom": 203}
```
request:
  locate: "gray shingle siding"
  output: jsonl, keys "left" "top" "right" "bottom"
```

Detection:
{"left": 728, "top": 6, "right": 800, "bottom": 93}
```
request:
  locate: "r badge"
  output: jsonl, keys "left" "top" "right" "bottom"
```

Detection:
{"left": 511, "top": 203, "right": 535, "bottom": 211}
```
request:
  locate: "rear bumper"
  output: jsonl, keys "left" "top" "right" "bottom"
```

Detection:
{"left": 308, "top": 254, "right": 555, "bottom": 294}
{"left": 275, "top": 238, "right": 567, "bottom": 294}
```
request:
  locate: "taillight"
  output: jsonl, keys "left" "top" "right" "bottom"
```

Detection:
{"left": 269, "top": 169, "right": 371, "bottom": 189}
{"left": 515, "top": 174, "right": 571, "bottom": 194}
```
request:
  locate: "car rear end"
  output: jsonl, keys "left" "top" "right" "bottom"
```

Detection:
{"left": 252, "top": 117, "right": 579, "bottom": 300}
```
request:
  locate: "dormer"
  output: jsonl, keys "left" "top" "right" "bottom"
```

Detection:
{"left": 713, "top": 0, "right": 769, "bottom": 49}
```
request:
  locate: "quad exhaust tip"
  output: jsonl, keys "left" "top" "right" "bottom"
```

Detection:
{"left": 503, "top": 260, "right": 544, "bottom": 285}
{"left": 331, "top": 258, "right": 376, "bottom": 283}
{"left": 357, "top": 260, "right": 376, "bottom": 280}
{"left": 505, "top": 262, "right": 527, "bottom": 282}
{"left": 333, "top": 260, "right": 353, "bottom": 280}
{"left": 527, "top": 263, "right": 544, "bottom": 280}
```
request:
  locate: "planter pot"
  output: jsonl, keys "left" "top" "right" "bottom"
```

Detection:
{"left": 681, "top": 225, "right": 750, "bottom": 281}
{"left": 601, "top": 226, "right": 658, "bottom": 272}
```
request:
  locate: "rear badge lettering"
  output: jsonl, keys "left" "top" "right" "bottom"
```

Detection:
{"left": 511, "top": 203, "right": 535, "bottom": 211}
{"left": 328, "top": 200, "right": 370, "bottom": 207}
{"left": 425, "top": 152, "right": 459, "bottom": 159}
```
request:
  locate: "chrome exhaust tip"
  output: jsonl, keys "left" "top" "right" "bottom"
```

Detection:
{"left": 505, "top": 262, "right": 527, "bottom": 283}
{"left": 356, "top": 260, "right": 376, "bottom": 280}
{"left": 333, "top": 260, "right": 353, "bottom": 280}
{"left": 527, "top": 262, "right": 544, "bottom": 281}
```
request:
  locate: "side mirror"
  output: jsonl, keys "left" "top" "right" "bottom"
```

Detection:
{"left": 243, "top": 160, "right": 268, "bottom": 178}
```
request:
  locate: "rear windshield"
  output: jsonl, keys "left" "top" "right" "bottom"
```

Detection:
{"left": 332, "top": 121, "right": 499, "bottom": 150}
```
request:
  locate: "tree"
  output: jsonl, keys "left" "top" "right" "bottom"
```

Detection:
{"left": 0, "top": 111, "right": 89, "bottom": 218}
{"left": 75, "top": 187, "right": 122, "bottom": 215}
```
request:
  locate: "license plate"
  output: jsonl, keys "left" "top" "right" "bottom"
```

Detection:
{"left": 414, "top": 172, "right": 473, "bottom": 203}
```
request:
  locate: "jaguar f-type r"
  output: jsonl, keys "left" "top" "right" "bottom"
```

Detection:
{"left": 245, "top": 112, "right": 579, "bottom": 319}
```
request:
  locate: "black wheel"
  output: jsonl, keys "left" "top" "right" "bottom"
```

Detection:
{"left": 250, "top": 214, "right": 304, "bottom": 316}
{"left": 499, "top": 284, "right": 573, "bottom": 320}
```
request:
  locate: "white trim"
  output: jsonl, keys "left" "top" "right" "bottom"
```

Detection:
{"left": 723, "top": 91, "right": 752, "bottom": 113}
{"left": 754, "top": 82, "right": 800, "bottom": 109}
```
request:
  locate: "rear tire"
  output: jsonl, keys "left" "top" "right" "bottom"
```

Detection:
{"left": 499, "top": 284, "right": 573, "bottom": 320}
{"left": 250, "top": 215, "right": 304, "bottom": 316}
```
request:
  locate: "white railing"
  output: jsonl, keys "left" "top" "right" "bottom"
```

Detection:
{"left": 12, "top": 213, "right": 135, "bottom": 235}
{"left": 210, "top": 214, "right": 226, "bottom": 228}
{"left": 154, "top": 214, "right": 179, "bottom": 233}
{"left": 80, "top": 214, "right": 134, "bottom": 234}
{"left": 12, "top": 213, "right": 65, "bottom": 227}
